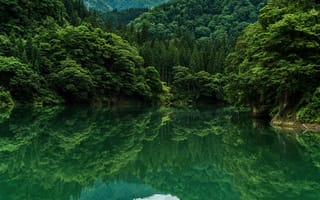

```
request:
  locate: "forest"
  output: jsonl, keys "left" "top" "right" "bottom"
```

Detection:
{"left": 0, "top": 0, "right": 319, "bottom": 124}
{"left": 0, "top": 0, "right": 164, "bottom": 105}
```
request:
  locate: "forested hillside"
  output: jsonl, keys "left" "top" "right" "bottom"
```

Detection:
{"left": 225, "top": 0, "right": 320, "bottom": 123}
{"left": 1, "top": 1, "right": 320, "bottom": 199}
{"left": 102, "top": 8, "right": 149, "bottom": 29}
{"left": 0, "top": 0, "right": 319, "bottom": 124}
{"left": 0, "top": 0, "right": 164, "bottom": 105}
{"left": 123, "top": 0, "right": 266, "bottom": 103}
{"left": 84, "top": 0, "right": 169, "bottom": 12}
{"left": 84, "top": 0, "right": 112, "bottom": 12}
{"left": 131, "top": 0, "right": 266, "bottom": 40}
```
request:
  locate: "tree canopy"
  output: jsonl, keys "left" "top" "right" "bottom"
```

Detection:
{"left": 0, "top": 0, "right": 164, "bottom": 105}
{"left": 225, "top": 0, "right": 320, "bottom": 121}
{"left": 124, "top": 0, "right": 266, "bottom": 88}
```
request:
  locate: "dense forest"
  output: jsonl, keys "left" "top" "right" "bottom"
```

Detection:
{"left": 0, "top": 0, "right": 164, "bottom": 105}
{"left": 124, "top": 0, "right": 266, "bottom": 103}
{"left": 129, "top": 0, "right": 266, "bottom": 74}
{"left": 0, "top": 0, "right": 319, "bottom": 124}
{"left": 225, "top": 0, "right": 320, "bottom": 123}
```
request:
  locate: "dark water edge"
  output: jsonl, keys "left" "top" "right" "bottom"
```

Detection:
{"left": 0, "top": 105, "right": 319, "bottom": 200}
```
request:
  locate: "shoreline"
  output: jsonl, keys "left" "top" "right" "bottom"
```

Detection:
{"left": 271, "top": 120, "right": 320, "bottom": 132}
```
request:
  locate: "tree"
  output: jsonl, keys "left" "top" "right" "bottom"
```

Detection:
{"left": 145, "top": 66, "right": 163, "bottom": 97}
{"left": 52, "top": 59, "right": 95, "bottom": 103}
{"left": 0, "top": 56, "right": 42, "bottom": 102}
{"left": 225, "top": 0, "right": 320, "bottom": 119}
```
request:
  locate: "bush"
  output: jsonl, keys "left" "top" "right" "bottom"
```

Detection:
{"left": 52, "top": 59, "right": 95, "bottom": 103}
{"left": 297, "top": 87, "right": 320, "bottom": 123}
{"left": 0, "top": 56, "right": 42, "bottom": 102}
{"left": 0, "top": 87, "right": 14, "bottom": 106}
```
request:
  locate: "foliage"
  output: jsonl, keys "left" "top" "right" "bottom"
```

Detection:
{"left": 52, "top": 59, "right": 95, "bottom": 103}
{"left": 0, "top": 35, "right": 11, "bottom": 56}
{"left": 0, "top": 87, "right": 13, "bottom": 106}
{"left": 145, "top": 66, "right": 163, "bottom": 97}
{"left": 101, "top": 8, "right": 149, "bottom": 30}
{"left": 0, "top": 56, "right": 42, "bottom": 102}
{"left": 122, "top": 0, "right": 266, "bottom": 86}
{"left": 131, "top": 0, "right": 265, "bottom": 40}
{"left": 172, "top": 66, "right": 224, "bottom": 103}
{"left": 135, "top": 37, "right": 230, "bottom": 84}
{"left": 0, "top": 0, "right": 164, "bottom": 105}
{"left": 225, "top": 0, "right": 320, "bottom": 120}
{"left": 34, "top": 25, "right": 163, "bottom": 104}
{"left": 297, "top": 87, "right": 320, "bottom": 123}
{"left": 0, "top": 0, "right": 65, "bottom": 33}
{"left": 63, "top": 0, "right": 98, "bottom": 26}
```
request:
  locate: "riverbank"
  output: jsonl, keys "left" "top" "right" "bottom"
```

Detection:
{"left": 271, "top": 120, "right": 320, "bottom": 132}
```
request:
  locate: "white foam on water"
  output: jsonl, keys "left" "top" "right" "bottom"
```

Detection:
{"left": 134, "top": 194, "right": 180, "bottom": 200}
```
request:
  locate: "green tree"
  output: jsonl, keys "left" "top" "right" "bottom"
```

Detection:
{"left": 0, "top": 56, "right": 42, "bottom": 102}
{"left": 145, "top": 66, "right": 163, "bottom": 97}
{"left": 226, "top": 0, "right": 320, "bottom": 120}
{"left": 51, "top": 59, "right": 95, "bottom": 103}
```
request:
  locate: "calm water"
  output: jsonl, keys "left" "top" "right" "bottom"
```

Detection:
{"left": 0, "top": 106, "right": 319, "bottom": 200}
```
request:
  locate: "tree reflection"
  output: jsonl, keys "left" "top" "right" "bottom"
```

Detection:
{"left": 0, "top": 106, "right": 319, "bottom": 200}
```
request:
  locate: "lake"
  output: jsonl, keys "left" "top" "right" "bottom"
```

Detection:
{"left": 0, "top": 106, "right": 319, "bottom": 200}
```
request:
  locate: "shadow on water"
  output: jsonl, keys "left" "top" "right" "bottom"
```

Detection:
{"left": 0, "top": 106, "right": 319, "bottom": 200}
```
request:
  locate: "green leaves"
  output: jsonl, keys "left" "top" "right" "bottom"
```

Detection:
{"left": 52, "top": 59, "right": 95, "bottom": 103}
{"left": 0, "top": 87, "right": 13, "bottom": 106}
{"left": 0, "top": 5, "right": 164, "bottom": 105}
{"left": 127, "top": 0, "right": 266, "bottom": 83}
{"left": 297, "top": 87, "right": 320, "bottom": 123}
{"left": 37, "top": 25, "right": 163, "bottom": 104}
{"left": 145, "top": 66, "right": 163, "bottom": 95}
{"left": 0, "top": 56, "right": 42, "bottom": 102}
{"left": 226, "top": 0, "right": 320, "bottom": 119}
{"left": 131, "top": 0, "right": 266, "bottom": 41}
{"left": 172, "top": 66, "right": 224, "bottom": 103}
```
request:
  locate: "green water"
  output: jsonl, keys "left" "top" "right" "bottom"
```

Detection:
{"left": 0, "top": 106, "right": 320, "bottom": 200}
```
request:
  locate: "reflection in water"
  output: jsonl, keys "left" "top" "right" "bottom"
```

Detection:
{"left": 134, "top": 194, "right": 180, "bottom": 200}
{"left": 77, "top": 180, "right": 160, "bottom": 200}
{"left": 0, "top": 106, "right": 319, "bottom": 200}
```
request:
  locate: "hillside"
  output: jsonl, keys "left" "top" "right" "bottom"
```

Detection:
{"left": 131, "top": 0, "right": 266, "bottom": 40}
{"left": 0, "top": 0, "right": 164, "bottom": 105}
{"left": 123, "top": 0, "right": 266, "bottom": 100}
{"left": 84, "top": 0, "right": 169, "bottom": 12}
{"left": 225, "top": 0, "right": 320, "bottom": 122}
{"left": 0, "top": 0, "right": 319, "bottom": 123}
{"left": 84, "top": 0, "right": 112, "bottom": 12}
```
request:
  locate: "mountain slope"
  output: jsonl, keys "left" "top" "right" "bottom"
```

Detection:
{"left": 0, "top": 0, "right": 164, "bottom": 105}
{"left": 130, "top": 0, "right": 266, "bottom": 40}
{"left": 85, "top": 0, "right": 112, "bottom": 12}
{"left": 124, "top": 0, "right": 266, "bottom": 87}
{"left": 84, "top": 0, "right": 169, "bottom": 12}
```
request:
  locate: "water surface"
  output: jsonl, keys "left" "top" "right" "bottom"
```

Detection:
{"left": 0, "top": 106, "right": 319, "bottom": 200}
